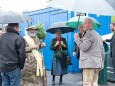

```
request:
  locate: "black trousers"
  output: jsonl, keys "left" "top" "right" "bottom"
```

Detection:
{"left": 0, "top": 73, "right": 2, "bottom": 86}
{"left": 112, "top": 58, "right": 115, "bottom": 75}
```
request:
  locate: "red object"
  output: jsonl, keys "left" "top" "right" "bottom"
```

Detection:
{"left": 56, "top": 37, "right": 62, "bottom": 49}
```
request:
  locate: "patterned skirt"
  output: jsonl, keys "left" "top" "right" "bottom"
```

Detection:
{"left": 21, "top": 53, "right": 44, "bottom": 86}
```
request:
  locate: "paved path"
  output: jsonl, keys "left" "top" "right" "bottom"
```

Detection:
{"left": 46, "top": 71, "right": 115, "bottom": 86}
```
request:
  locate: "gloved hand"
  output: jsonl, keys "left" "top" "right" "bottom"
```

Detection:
{"left": 73, "top": 52, "right": 76, "bottom": 57}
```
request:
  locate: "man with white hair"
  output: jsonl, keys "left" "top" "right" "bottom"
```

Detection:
{"left": 74, "top": 18, "right": 104, "bottom": 86}
{"left": 23, "top": 25, "right": 46, "bottom": 86}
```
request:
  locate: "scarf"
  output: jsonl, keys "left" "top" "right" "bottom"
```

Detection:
{"left": 56, "top": 37, "right": 62, "bottom": 49}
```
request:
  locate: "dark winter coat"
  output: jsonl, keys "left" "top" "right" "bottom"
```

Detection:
{"left": 0, "top": 27, "right": 26, "bottom": 72}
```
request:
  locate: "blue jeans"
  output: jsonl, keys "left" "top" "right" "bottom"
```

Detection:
{"left": 1, "top": 67, "right": 21, "bottom": 86}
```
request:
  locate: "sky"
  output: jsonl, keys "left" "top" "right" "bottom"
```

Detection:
{"left": 0, "top": 0, "right": 48, "bottom": 13}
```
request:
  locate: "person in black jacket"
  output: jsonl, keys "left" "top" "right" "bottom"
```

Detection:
{"left": 0, "top": 28, "right": 2, "bottom": 86}
{"left": 0, "top": 28, "right": 2, "bottom": 35}
{"left": 109, "top": 23, "right": 115, "bottom": 75}
{"left": 73, "top": 25, "right": 85, "bottom": 59}
{"left": 0, "top": 23, "right": 26, "bottom": 86}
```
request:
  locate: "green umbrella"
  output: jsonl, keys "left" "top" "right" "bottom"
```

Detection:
{"left": 66, "top": 16, "right": 101, "bottom": 29}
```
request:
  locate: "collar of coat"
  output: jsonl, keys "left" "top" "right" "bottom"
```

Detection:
{"left": 7, "top": 27, "right": 19, "bottom": 35}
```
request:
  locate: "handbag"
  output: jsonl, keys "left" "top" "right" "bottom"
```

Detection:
{"left": 66, "top": 56, "right": 72, "bottom": 65}
{"left": 66, "top": 51, "right": 72, "bottom": 65}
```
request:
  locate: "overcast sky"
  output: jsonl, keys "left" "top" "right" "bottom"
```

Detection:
{"left": 0, "top": 0, "right": 48, "bottom": 13}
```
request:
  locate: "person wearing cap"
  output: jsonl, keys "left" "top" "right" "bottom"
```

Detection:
{"left": 0, "top": 28, "right": 2, "bottom": 86}
{"left": 50, "top": 29, "right": 68, "bottom": 85}
{"left": 22, "top": 25, "right": 46, "bottom": 86}
{"left": 0, "top": 23, "right": 26, "bottom": 86}
{"left": 0, "top": 28, "right": 2, "bottom": 35}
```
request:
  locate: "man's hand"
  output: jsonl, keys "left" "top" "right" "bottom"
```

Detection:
{"left": 73, "top": 52, "right": 76, "bottom": 57}
{"left": 32, "top": 45, "right": 38, "bottom": 49}
{"left": 42, "top": 43, "right": 46, "bottom": 46}
{"left": 41, "top": 43, "right": 46, "bottom": 48}
{"left": 74, "top": 33, "right": 79, "bottom": 40}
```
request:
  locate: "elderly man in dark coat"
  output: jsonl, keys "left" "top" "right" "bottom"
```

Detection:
{"left": 73, "top": 24, "right": 85, "bottom": 59}
{"left": 109, "top": 23, "right": 115, "bottom": 75}
{"left": 0, "top": 28, "right": 2, "bottom": 35}
{"left": 0, "top": 28, "right": 2, "bottom": 86}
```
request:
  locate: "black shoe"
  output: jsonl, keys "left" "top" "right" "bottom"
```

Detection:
{"left": 59, "top": 81, "right": 62, "bottom": 85}
{"left": 52, "top": 81, "right": 55, "bottom": 85}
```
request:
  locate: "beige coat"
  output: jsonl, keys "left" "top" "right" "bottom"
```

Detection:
{"left": 75, "top": 30, "right": 104, "bottom": 69}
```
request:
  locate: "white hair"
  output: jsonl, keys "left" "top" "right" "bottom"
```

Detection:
{"left": 84, "top": 18, "right": 94, "bottom": 25}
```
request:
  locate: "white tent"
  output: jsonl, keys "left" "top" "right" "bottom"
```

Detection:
{"left": 101, "top": 33, "right": 113, "bottom": 40}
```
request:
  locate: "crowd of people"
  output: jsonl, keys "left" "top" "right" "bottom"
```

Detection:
{"left": 0, "top": 17, "right": 115, "bottom": 86}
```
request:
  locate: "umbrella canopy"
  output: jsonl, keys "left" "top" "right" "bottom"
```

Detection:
{"left": 46, "top": 22, "right": 75, "bottom": 34}
{"left": 0, "top": 11, "right": 32, "bottom": 24}
{"left": 49, "top": 0, "right": 115, "bottom": 16}
{"left": 66, "top": 16, "right": 101, "bottom": 29}
{"left": 106, "top": 0, "right": 115, "bottom": 10}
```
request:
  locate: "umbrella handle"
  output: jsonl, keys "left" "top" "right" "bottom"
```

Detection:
{"left": 76, "top": 13, "right": 81, "bottom": 32}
